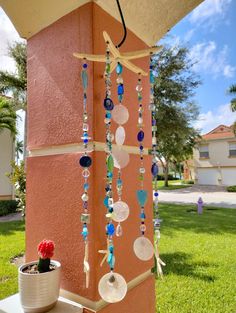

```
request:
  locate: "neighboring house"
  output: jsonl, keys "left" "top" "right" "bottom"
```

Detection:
{"left": 0, "top": 129, "right": 14, "bottom": 199}
{"left": 184, "top": 125, "right": 236, "bottom": 185}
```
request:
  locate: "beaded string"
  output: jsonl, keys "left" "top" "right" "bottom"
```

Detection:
{"left": 112, "top": 62, "right": 130, "bottom": 237}
{"left": 79, "top": 59, "right": 92, "bottom": 288}
{"left": 102, "top": 42, "right": 116, "bottom": 273}
{"left": 136, "top": 73, "right": 147, "bottom": 235}
{"left": 149, "top": 55, "right": 166, "bottom": 276}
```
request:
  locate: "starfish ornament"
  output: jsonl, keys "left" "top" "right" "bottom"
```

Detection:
{"left": 74, "top": 31, "right": 162, "bottom": 76}
{"left": 98, "top": 238, "right": 110, "bottom": 267}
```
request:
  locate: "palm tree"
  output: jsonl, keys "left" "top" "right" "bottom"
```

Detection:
{"left": 0, "top": 42, "right": 27, "bottom": 157}
{"left": 15, "top": 140, "right": 24, "bottom": 164}
{"left": 229, "top": 84, "right": 236, "bottom": 112}
{"left": 228, "top": 84, "right": 236, "bottom": 134}
{"left": 0, "top": 96, "right": 16, "bottom": 136}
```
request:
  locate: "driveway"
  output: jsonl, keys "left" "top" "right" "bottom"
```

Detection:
{"left": 0, "top": 212, "right": 22, "bottom": 222}
{"left": 159, "top": 185, "right": 236, "bottom": 208}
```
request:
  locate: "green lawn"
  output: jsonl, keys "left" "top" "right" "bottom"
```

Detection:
{"left": 157, "top": 180, "right": 192, "bottom": 190}
{"left": 0, "top": 221, "right": 25, "bottom": 299}
{"left": 157, "top": 203, "right": 236, "bottom": 313}
{"left": 0, "top": 206, "right": 236, "bottom": 313}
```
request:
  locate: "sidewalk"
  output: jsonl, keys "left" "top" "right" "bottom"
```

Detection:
{"left": 159, "top": 185, "right": 236, "bottom": 208}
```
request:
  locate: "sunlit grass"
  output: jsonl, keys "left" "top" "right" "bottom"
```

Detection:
{"left": 0, "top": 221, "right": 25, "bottom": 299}
{"left": 156, "top": 203, "right": 236, "bottom": 313}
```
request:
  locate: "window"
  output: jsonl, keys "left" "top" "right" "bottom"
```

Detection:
{"left": 229, "top": 142, "right": 236, "bottom": 157}
{"left": 199, "top": 145, "right": 209, "bottom": 158}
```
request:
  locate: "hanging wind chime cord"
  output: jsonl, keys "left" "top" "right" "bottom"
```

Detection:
{"left": 115, "top": 0, "right": 127, "bottom": 48}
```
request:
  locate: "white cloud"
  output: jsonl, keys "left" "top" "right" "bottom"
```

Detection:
{"left": 189, "top": 41, "right": 236, "bottom": 79}
{"left": 190, "top": 0, "right": 232, "bottom": 30}
{"left": 0, "top": 7, "right": 23, "bottom": 72}
{"left": 194, "top": 103, "right": 236, "bottom": 134}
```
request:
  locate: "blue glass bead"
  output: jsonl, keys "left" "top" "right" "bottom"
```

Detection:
{"left": 151, "top": 163, "right": 159, "bottom": 176}
{"left": 150, "top": 72, "right": 155, "bottom": 84}
{"left": 104, "top": 98, "right": 114, "bottom": 111}
{"left": 83, "top": 63, "right": 88, "bottom": 69}
{"left": 116, "top": 62, "right": 123, "bottom": 74}
{"left": 81, "top": 70, "right": 88, "bottom": 89}
{"left": 84, "top": 183, "right": 89, "bottom": 190}
{"left": 79, "top": 155, "right": 92, "bottom": 168}
{"left": 118, "top": 84, "right": 124, "bottom": 95}
{"left": 104, "top": 196, "right": 109, "bottom": 208}
{"left": 140, "top": 212, "right": 146, "bottom": 219}
{"left": 108, "top": 253, "right": 115, "bottom": 269}
{"left": 81, "top": 226, "right": 88, "bottom": 239}
{"left": 106, "top": 112, "right": 112, "bottom": 119}
{"left": 107, "top": 172, "right": 113, "bottom": 178}
{"left": 137, "top": 190, "right": 148, "bottom": 207}
{"left": 140, "top": 145, "right": 144, "bottom": 150}
{"left": 137, "top": 130, "right": 144, "bottom": 142}
{"left": 154, "top": 192, "right": 159, "bottom": 197}
{"left": 83, "top": 132, "right": 88, "bottom": 138}
{"left": 118, "top": 94, "right": 123, "bottom": 102}
{"left": 83, "top": 139, "right": 88, "bottom": 144}
{"left": 107, "top": 223, "right": 115, "bottom": 236}
{"left": 117, "top": 179, "right": 122, "bottom": 186}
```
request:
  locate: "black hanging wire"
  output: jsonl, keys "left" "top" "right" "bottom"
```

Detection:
{"left": 115, "top": 0, "right": 127, "bottom": 48}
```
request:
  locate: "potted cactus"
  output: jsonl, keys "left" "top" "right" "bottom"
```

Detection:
{"left": 18, "top": 239, "right": 61, "bottom": 313}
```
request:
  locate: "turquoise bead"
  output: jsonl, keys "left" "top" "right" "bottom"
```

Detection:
{"left": 104, "top": 196, "right": 109, "bottom": 208}
{"left": 81, "top": 70, "right": 88, "bottom": 89}
{"left": 116, "top": 62, "right": 123, "bottom": 74}
{"left": 84, "top": 183, "right": 89, "bottom": 190}
{"left": 137, "top": 190, "right": 148, "bottom": 207}
{"left": 150, "top": 72, "right": 155, "bottom": 84}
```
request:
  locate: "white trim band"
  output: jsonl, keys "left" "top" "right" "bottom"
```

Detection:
{"left": 28, "top": 141, "right": 149, "bottom": 157}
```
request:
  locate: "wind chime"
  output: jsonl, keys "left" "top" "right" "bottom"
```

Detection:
{"left": 74, "top": 0, "right": 163, "bottom": 303}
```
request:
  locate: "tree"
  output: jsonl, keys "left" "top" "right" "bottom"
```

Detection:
{"left": 0, "top": 96, "right": 16, "bottom": 136}
{"left": 228, "top": 84, "right": 236, "bottom": 134}
{"left": 15, "top": 140, "right": 24, "bottom": 164}
{"left": 0, "top": 42, "right": 27, "bottom": 157}
{"left": 152, "top": 46, "right": 201, "bottom": 187}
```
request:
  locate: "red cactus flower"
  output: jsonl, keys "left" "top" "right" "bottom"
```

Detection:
{"left": 38, "top": 239, "right": 55, "bottom": 259}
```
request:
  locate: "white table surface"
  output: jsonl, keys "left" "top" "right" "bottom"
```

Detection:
{"left": 0, "top": 294, "right": 83, "bottom": 313}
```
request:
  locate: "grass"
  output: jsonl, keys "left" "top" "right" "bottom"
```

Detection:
{"left": 0, "top": 221, "right": 25, "bottom": 300}
{"left": 157, "top": 180, "right": 192, "bottom": 190}
{"left": 156, "top": 203, "right": 236, "bottom": 313}
{"left": 0, "top": 206, "right": 235, "bottom": 312}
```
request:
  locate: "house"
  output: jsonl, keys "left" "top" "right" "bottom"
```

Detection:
{"left": 0, "top": 129, "right": 14, "bottom": 199}
{"left": 185, "top": 125, "right": 236, "bottom": 186}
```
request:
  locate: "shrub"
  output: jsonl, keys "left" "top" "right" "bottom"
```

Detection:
{"left": 7, "top": 161, "right": 26, "bottom": 216}
{"left": 182, "top": 180, "right": 194, "bottom": 185}
{"left": 157, "top": 174, "right": 177, "bottom": 180}
{"left": 0, "top": 200, "right": 18, "bottom": 216}
{"left": 227, "top": 185, "right": 236, "bottom": 192}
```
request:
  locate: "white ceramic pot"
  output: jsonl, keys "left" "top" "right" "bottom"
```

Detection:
{"left": 18, "top": 260, "right": 61, "bottom": 313}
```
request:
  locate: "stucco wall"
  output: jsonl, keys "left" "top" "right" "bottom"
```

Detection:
{"left": 0, "top": 130, "right": 13, "bottom": 198}
{"left": 193, "top": 139, "right": 236, "bottom": 185}
{"left": 193, "top": 139, "right": 236, "bottom": 168}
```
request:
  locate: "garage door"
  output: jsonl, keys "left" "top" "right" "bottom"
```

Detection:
{"left": 197, "top": 168, "right": 219, "bottom": 185}
{"left": 221, "top": 168, "right": 236, "bottom": 186}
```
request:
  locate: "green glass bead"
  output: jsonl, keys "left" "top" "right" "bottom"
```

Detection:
{"left": 106, "top": 63, "right": 111, "bottom": 73}
{"left": 106, "top": 155, "right": 114, "bottom": 172}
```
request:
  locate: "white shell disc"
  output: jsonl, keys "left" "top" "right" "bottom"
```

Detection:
{"left": 113, "top": 147, "right": 130, "bottom": 169}
{"left": 115, "top": 126, "right": 126, "bottom": 146}
{"left": 98, "top": 272, "right": 127, "bottom": 303}
{"left": 112, "top": 104, "right": 129, "bottom": 125}
{"left": 133, "top": 236, "right": 154, "bottom": 261}
{"left": 113, "top": 201, "right": 130, "bottom": 222}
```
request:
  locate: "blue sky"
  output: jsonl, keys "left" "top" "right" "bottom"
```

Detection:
{"left": 0, "top": 0, "right": 236, "bottom": 136}
{"left": 165, "top": 0, "right": 236, "bottom": 133}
